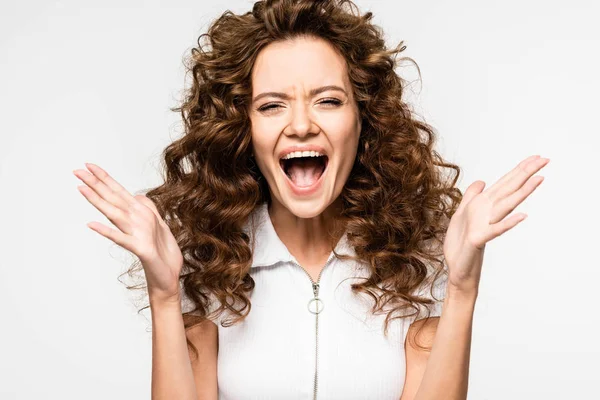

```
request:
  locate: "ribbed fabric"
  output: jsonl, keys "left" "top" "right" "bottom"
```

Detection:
{"left": 183, "top": 202, "right": 445, "bottom": 400}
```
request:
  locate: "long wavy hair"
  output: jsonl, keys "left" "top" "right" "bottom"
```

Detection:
{"left": 121, "top": 0, "right": 463, "bottom": 359}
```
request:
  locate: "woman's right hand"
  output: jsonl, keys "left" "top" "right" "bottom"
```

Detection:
{"left": 73, "top": 163, "right": 183, "bottom": 305}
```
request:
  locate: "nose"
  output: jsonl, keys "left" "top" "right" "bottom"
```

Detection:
{"left": 283, "top": 101, "right": 319, "bottom": 138}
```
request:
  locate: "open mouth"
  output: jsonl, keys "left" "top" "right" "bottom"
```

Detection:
{"left": 279, "top": 154, "right": 329, "bottom": 188}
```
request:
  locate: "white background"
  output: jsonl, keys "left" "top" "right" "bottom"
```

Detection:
{"left": 1, "top": 0, "right": 598, "bottom": 399}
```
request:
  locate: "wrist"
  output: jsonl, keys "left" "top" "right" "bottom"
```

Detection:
{"left": 149, "top": 290, "right": 182, "bottom": 310}
{"left": 447, "top": 284, "right": 478, "bottom": 304}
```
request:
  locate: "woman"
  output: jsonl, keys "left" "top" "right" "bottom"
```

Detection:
{"left": 73, "top": 0, "right": 549, "bottom": 399}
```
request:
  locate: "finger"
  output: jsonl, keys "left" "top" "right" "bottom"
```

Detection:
{"left": 490, "top": 175, "right": 544, "bottom": 224}
{"left": 487, "top": 212, "right": 528, "bottom": 241}
{"left": 73, "top": 169, "right": 130, "bottom": 212}
{"left": 84, "top": 163, "right": 138, "bottom": 207}
{"left": 456, "top": 180, "right": 486, "bottom": 214}
{"left": 77, "top": 185, "right": 133, "bottom": 235}
{"left": 485, "top": 155, "right": 540, "bottom": 195}
{"left": 86, "top": 220, "right": 135, "bottom": 251}
{"left": 485, "top": 156, "right": 549, "bottom": 202}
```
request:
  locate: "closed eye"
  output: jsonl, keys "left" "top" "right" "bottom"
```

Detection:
{"left": 320, "top": 98, "right": 343, "bottom": 107}
{"left": 257, "top": 98, "right": 343, "bottom": 113}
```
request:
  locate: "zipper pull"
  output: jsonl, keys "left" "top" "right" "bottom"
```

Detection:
{"left": 308, "top": 282, "right": 323, "bottom": 314}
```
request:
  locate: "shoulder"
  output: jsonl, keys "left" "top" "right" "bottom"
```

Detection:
{"left": 401, "top": 316, "right": 440, "bottom": 399}
{"left": 405, "top": 316, "right": 439, "bottom": 351}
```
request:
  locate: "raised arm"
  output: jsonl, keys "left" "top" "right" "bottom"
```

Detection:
{"left": 72, "top": 163, "right": 219, "bottom": 400}
{"left": 402, "top": 154, "right": 548, "bottom": 399}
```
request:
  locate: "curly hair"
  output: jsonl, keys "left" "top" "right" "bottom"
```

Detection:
{"left": 121, "top": 0, "right": 463, "bottom": 359}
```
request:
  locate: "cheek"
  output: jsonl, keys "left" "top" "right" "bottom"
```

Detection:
{"left": 332, "top": 122, "right": 360, "bottom": 154}
{"left": 336, "top": 127, "right": 360, "bottom": 172}
{"left": 250, "top": 123, "right": 273, "bottom": 153}
{"left": 250, "top": 131, "right": 278, "bottom": 174}
{"left": 326, "top": 110, "right": 360, "bottom": 140}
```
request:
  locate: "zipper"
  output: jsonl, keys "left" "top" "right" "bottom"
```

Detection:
{"left": 290, "top": 252, "right": 336, "bottom": 400}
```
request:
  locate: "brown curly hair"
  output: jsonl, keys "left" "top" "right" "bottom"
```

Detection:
{"left": 121, "top": 0, "right": 463, "bottom": 359}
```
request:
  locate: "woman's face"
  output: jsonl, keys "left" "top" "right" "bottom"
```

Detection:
{"left": 248, "top": 35, "right": 361, "bottom": 218}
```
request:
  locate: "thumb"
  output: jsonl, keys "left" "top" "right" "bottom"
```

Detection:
{"left": 457, "top": 180, "right": 486, "bottom": 213}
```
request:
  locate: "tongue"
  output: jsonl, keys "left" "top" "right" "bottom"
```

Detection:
{"left": 287, "top": 158, "right": 325, "bottom": 187}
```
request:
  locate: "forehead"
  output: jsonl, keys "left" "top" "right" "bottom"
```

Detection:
{"left": 251, "top": 36, "right": 350, "bottom": 92}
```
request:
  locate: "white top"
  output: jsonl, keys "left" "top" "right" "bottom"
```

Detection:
{"left": 184, "top": 202, "right": 445, "bottom": 400}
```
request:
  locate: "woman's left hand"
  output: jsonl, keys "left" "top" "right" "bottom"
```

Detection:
{"left": 443, "top": 155, "right": 550, "bottom": 296}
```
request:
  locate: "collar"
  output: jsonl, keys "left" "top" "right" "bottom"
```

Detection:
{"left": 243, "top": 202, "right": 356, "bottom": 268}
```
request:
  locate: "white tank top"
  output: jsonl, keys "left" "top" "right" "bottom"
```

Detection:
{"left": 184, "top": 202, "right": 445, "bottom": 400}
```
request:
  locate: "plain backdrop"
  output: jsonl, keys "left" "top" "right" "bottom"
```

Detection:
{"left": 1, "top": 0, "right": 598, "bottom": 399}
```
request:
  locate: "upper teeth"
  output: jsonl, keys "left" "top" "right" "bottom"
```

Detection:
{"left": 282, "top": 151, "right": 325, "bottom": 160}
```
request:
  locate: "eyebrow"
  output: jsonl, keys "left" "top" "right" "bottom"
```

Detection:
{"left": 251, "top": 85, "right": 348, "bottom": 104}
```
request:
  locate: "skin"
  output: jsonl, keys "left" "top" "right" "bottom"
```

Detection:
{"left": 248, "top": 35, "right": 361, "bottom": 276}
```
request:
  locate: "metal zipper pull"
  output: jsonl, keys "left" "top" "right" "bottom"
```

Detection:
{"left": 308, "top": 282, "right": 323, "bottom": 314}
{"left": 312, "top": 282, "right": 319, "bottom": 297}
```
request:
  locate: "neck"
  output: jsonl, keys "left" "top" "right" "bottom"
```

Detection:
{"left": 268, "top": 197, "right": 345, "bottom": 263}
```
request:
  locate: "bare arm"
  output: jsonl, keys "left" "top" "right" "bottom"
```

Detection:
{"left": 185, "top": 313, "right": 219, "bottom": 399}
{"left": 151, "top": 296, "right": 199, "bottom": 399}
{"left": 151, "top": 296, "right": 219, "bottom": 400}
{"left": 400, "top": 289, "right": 476, "bottom": 400}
